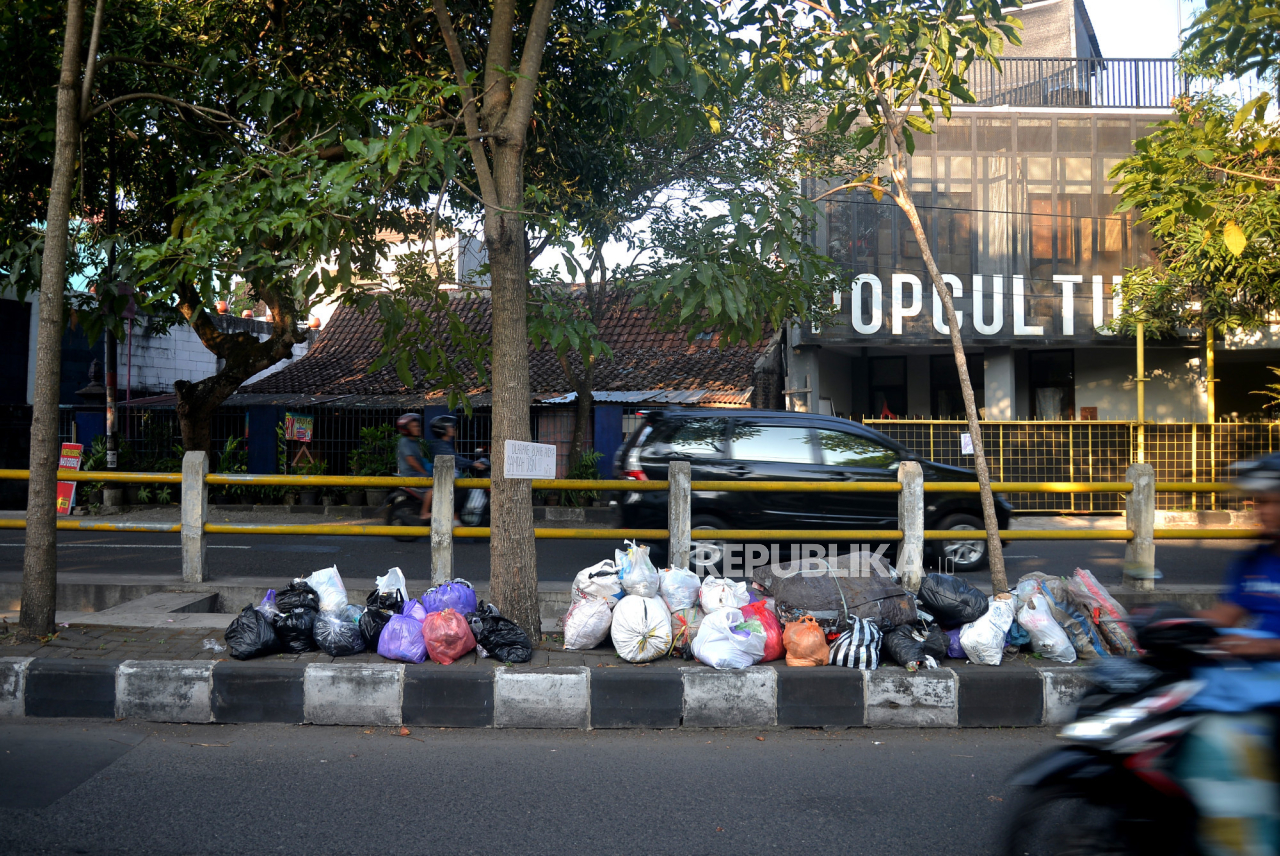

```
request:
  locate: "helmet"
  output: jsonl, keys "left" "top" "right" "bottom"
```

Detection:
{"left": 396, "top": 412, "right": 421, "bottom": 436}
{"left": 1232, "top": 453, "right": 1280, "bottom": 494}
{"left": 429, "top": 414, "right": 457, "bottom": 438}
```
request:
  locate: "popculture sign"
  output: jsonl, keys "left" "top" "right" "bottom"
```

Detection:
{"left": 823, "top": 272, "right": 1127, "bottom": 343}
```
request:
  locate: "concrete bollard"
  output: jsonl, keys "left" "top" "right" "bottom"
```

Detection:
{"left": 1124, "top": 462, "right": 1156, "bottom": 591}
{"left": 897, "top": 461, "right": 924, "bottom": 593}
{"left": 181, "top": 451, "right": 209, "bottom": 583}
{"left": 668, "top": 461, "right": 691, "bottom": 569}
{"left": 431, "top": 455, "right": 454, "bottom": 587}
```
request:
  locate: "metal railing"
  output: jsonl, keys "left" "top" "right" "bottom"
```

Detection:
{"left": 967, "top": 58, "right": 1184, "bottom": 109}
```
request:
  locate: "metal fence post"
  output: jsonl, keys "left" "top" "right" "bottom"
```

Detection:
{"left": 431, "top": 456, "right": 454, "bottom": 586}
{"left": 181, "top": 451, "right": 208, "bottom": 583}
{"left": 1124, "top": 463, "right": 1156, "bottom": 591}
{"left": 897, "top": 461, "right": 924, "bottom": 593}
{"left": 668, "top": 461, "right": 691, "bottom": 570}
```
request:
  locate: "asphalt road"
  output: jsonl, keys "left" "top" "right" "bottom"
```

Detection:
{"left": 0, "top": 720, "right": 1057, "bottom": 855}
{"left": 0, "top": 529, "right": 1247, "bottom": 587}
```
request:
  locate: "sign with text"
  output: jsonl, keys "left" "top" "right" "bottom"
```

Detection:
{"left": 56, "top": 442, "right": 83, "bottom": 514}
{"left": 504, "top": 440, "right": 557, "bottom": 479}
{"left": 284, "top": 412, "right": 313, "bottom": 443}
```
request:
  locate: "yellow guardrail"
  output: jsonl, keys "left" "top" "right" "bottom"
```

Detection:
{"left": 0, "top": 469, "right": 181, "bottom": 484}
{"left": 0, "top": 519, "right": 181, "bottom": 533}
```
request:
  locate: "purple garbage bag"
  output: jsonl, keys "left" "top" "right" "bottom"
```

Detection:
{"left": 421, "top": 579, "right": 477, "bottom": 616}
{"left": 377, "top": 614, "right": 428, "bottom": 663}
{"left": 404, "top": 600, "right": 428, "bottom": 624}
{"left": 945, "top": 628, "right": 965, "bottom": 659}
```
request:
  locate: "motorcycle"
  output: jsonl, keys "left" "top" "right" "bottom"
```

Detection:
{"left": 384, "top": 457, "right": 490, "bottom": 542}
{"left": 1002, "top": 606, "right": 1245, "bottom": 856}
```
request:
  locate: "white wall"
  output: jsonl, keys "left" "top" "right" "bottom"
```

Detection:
{"left": 1075, "top": 347, "right": 1205, "bottom": 422}
{"left": 118, "top": 318, "right": 311, "bottom": 396}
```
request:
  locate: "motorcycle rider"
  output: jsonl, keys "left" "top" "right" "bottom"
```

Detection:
{"left": 427, "top": 415, "right": 488, "bottom": 527}
{"left": 395, "top": 413, "right": 432, "bottom": 522}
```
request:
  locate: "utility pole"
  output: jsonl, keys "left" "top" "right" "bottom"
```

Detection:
{"left": 104, "top": 116, "right": 118, "bottom": 470}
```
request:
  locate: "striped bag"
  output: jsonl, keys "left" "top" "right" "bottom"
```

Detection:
{"left": 828, "top": 618, "right": 883, "bottom": 669}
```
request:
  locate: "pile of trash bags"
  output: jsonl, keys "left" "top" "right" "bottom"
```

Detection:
{"left": 224, "top": 566, "right": 533, "bottom": 664}
{"left": 563, "top": 542, "right": 1140, "bottom": 671}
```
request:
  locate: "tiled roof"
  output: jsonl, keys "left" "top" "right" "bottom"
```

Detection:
{"left": 242, "top": 292, "right": 776, "bottom": 399}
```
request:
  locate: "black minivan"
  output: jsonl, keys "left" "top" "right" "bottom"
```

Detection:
{"left": 614, "top": 408, "right": 1012, "bottom": 573}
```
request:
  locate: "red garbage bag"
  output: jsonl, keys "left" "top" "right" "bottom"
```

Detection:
{"left": 422, "top": 608, "right": 476, "bottom": 665}
{"left": 741, "top": 600, "right": 784, "bottom": 663}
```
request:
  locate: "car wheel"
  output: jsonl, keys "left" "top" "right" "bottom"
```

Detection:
{"left": 937, "top": 513, "right": 988, "bottom": 572}
{"left": 689, "top": 514, "right": 731, "bottom": 578}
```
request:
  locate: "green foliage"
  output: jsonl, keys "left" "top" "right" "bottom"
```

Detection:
{"left": 1184, "top": 0, "right": 1280, "bottom": 87}
{"left": 1253, "top": 367, "right": 1280, "bottom": 412}
{"left": 136, "top": 486, "right": 152, "bottom": 504}
{"left": 1111, "top": 96, "right": 1280, "bottom": 338}
{"left": 560, "top": 449, "right": 604, "bottom": 508}
{"left": 156, "top": 486, "right": 173, "bottom": 505}
{"left": 350, "top": 424, "right": 398, "bottom": 477}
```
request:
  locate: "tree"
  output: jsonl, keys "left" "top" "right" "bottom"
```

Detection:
{"left": 1184, "top": 0, "right": 1280, "bottom": 95}
{"left": 757, "top": 0, "right": 1023, "bottom": 593}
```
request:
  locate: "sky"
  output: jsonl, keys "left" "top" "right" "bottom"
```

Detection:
{"left": 1086, "top": 0, "right": 1202, "bottom": 59}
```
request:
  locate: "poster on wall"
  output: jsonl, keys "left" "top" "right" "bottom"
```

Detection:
{"left": 56, "top": 443, "right": 83, "bottom": 514}
{"left": 285, "top": 412, "right": 314, "bottom": 443}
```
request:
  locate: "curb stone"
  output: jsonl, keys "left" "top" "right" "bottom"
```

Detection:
{"left": 0, "top": 658, "right": 1094, "bottom": 727}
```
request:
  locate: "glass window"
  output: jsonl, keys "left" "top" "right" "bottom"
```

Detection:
{"left": 818, "top": 430, "right": 898, "bottom": 469}
{"left": 870, "top": 356, "right": 907, "bottom": 418}
{"left": 938, "top": 117, "right": 972, "bottom": 151}
{"left": 1058, "top": 119, "right": 1092, "bottom": 152}
{"left": 929, "top": 354, "right": 984, "bottom": 419}
{"left": 976, "top": 119, "right": 1011, "bottom": 153}
{"left": 1097, "top": 119, "right": 1133, "bottom": 153}
{"left": 729, "top": 424, "right": 817, "bottom": 464}
{"left": 662, "top": 418, "right": 728, "bottom": 457}
{"left": 1018, "top": 118, "right": 1053, "bottom": 152}
{"left": 1030, "top": 350, "right": 1075, "bottom": 420}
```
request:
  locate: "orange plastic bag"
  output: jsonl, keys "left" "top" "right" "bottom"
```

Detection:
{"left": 783, "top": 615, "right": 830, "bottom": 667}
{"left": 742, "top": 601, "right": 784, "bottom": 663}
{"left": 422, "top": 608, "right": 476, "bottom": 665}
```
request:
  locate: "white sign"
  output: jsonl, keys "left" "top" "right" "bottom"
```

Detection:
{"left": 960, "top": 433, "right": 974, "bottom": 455}
{"left": 504, "top": 440, "right": 557, "bottom": 479}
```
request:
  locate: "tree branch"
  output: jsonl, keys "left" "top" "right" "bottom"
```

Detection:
{"left": 432, "top": 0, "right": 499, "bottom": 204}
{"left": 499, "top": 0, "right": 557, "bottom": 142}
{"left": 96, "top": 55, "right": 195, "bottom": 74}
{"left": 85, "top": 92, "right": 245, "bottom": 126}
{"left": 481, "top": 0, "right": 516, "bottom": 129}
{"left": 78, "top": 0, "right": 106, "bottom": 123}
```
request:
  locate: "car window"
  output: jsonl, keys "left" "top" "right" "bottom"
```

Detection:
{"left": 818, "top": 429, "right": 898, "bottom": 469}
{"left": 729, "top": 423, "right": 817, "bottom": 464}
{"left": 656, "top": 418, "right": 728, "bottom": 458}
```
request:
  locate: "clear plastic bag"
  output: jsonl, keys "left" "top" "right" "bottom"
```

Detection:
{"left": 617, "top": 541, "right": 660, "bottom": 598}
{"left": 610, "top": 595, "right": 672, "bottom": 663}
{"left": 303, "top": 566, "right": 348, "bottom": 614}
{"left": 692, "top": 607, "right": 766, "bottom": 670}
{"left": 1017, "top": 594, "right": 1077, "bottom": 663}
{"left": 256, "top": 589, "right": 281, "bottom": 620}
{"left": 563, "top": 597, "right": 613, "bottom": 650}
{"left": 314, "top": 610, "right": 367, "bottom": 657}
{"left": 658, "top": 567, "right": 701, "bottom": 611}
{"left": 375, "top": 567, "right": 409, "bottom": 604}
{"left": 959, "top": 596, "right": 1016, "bottom": 666}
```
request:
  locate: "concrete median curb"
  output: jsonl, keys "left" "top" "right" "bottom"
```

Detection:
{"left": 0, "top": 656, "right": 1092, "bottom": 729}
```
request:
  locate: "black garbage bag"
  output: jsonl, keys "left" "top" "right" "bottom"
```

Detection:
{"left": 773, "top": 572, "right": 916, "bottom": 633}
{"left": 366, "top": 589, "right": 405, "bottom": 614}
{"left": 466, "top": 603, "right": 533, "bottom": 663}
{"left": 918, "top": 574, "right": 988, "bottom": 628}
{"left": 277, "top": 581, "right": 321, "bottom": 613}
{"left": 314, "top": 611, "right": 366, "bottom": 657}
{"left": 274, "top": 607, "right": 318, "bottom": 653}
{"left": 923, "top": 626, "right": 950, "bottom": 660}
{"left": 225, "top": 604, "right": 283, "bottom": 660}
{"left": 882, "top": 624, "right": 926, "bottom": 668}
{"left": 359, "top": 607, "right": 393, "bottom": 650}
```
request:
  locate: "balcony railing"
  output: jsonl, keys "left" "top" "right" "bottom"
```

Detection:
{"left": 968, "top": 58, "right": 1185, "bottom": 109}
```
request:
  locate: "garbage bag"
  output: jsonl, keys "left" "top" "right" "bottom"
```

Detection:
{"left": 617, "top": 542, "right": 660, "bottom": 598}
{"left": 945, "top": 627, "right": 965, "bottom": 659}
{"left": 1017, "top": 593, "right": 1077, "bottom": 663}
{"left": 377, "top": 613, "right": 428, "bottom": 663}
{"left": 658, "top": 567, "right": 701, "bottom": 611}
{"left": 783, "top": 615, "right": 830, "bottom": 667}
{"left": 772, "top": 572, "right": 916, "bottom": 633}
{"left": 1019, "top": 573, "right": 1108, "bottom": 659}
{"left": 359, "top": 607, "right": 393, "bottom": 650}
{"left": 276, "top": 581, "right": 320, "bottom": 613}
{"left": 256, "top": 589, "right": 281, "bottom": 620}
{"left": 421, "top": 579, "right": 477, "bottom": 616}
{"left": 422, "top": 608, "right": 476, "bottom": 665}
{"left": 959, "top": 596, "right": 1017, "bottom": 666}
{"left": 404, "top": 599, "right": 429, "bottom": 624}
{"left": 572, "top": 560, "right": 624, "bottom": 606}
{"left": 923, "top": 626, "right": 950, "bottom": 661}
{"left": 692, "top": 608, "right": 766, "bottom": 670}
{"left": 741, "top": 601, "right": 784, "bottom": 663}
{"left": 366, "top": 588, "right": 405, "bottom": 614}
{"left": 700, "top": 575, "right": 750, "bottom": 613}
{"left": 314, "top": 610, "right": 366, "bottom": 657}
{"left": 828, "top": 618, "right": 882, "bottom": 669}
{"left": 563, "top": 596, "right": 613, "bottom": 650}
{"left": 669, "top": 607, "right": 704, "bottom": 659}
{"left": 274, "top": 607, "right": 318, "bottom": 654}
{"left": 375, "top": 566, "right": 409, "bottom": 604}
{"left": 1067, "top": 568, "right": 1139, "bottom": 656}
{"left": 466, "top": 604, "right": 532, "bottom": 664}
{"left": 1006, "top": 620, "right": 1031, "bottom": 649}
{"left": 225, "top": 605, "right": 283, "bottom": 660}
{"left": 883, "top": 625, "right": 940, "bottom": 671}
{"left": 918, "top": 573, "right": 989, "bottom": 628}
{"left": 610, "top": 595, "right": 673, "bottom": 663}
{"left": 303, "top": 566, "right": 348, "bottom": 613}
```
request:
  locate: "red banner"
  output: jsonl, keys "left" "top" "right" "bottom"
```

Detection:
{"left": 56, "top": 443, "right": 82, "bottom": 515}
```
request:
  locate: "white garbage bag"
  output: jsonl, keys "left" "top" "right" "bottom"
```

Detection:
{"left": 699, "top": 575, "right": 750, "bottom": 613}
{"left": 617, "top": 542, "right": 660, "bottom": 598}
{"left": 692, "top": 607, "right": 766, "bottom": 670}
{"left": 572, "top": 560, "right": 623, "bottom": 606}
{"left": 610, "top": 595, "right": 672, "bottom": 663}
{"left": 959, "top": 596, "right": 1016, "bottom": 666}
{"left": 375, "top": 567, "right": 409, "bottom": 604}
{"left": 1017, "top": 594, "right": 1077, "bottom": 663}
{"left": 563, "top": 596, "right": 613, "bottom": 650}
{"left": 658, "top": 567, "right": 701, "bottom": 611}
{"left": 303, "top": 566, "right": 348, "bottom": 613}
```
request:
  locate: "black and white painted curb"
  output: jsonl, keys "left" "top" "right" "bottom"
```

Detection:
{"left": 0, "top": 657, "right": 1091, "bottom": 729}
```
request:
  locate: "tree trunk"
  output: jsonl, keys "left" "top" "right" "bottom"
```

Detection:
{"left": 20, "top": 0, "right": 86, "bottom": 641}
{"left": 568, "top": 385, "right": 593, "bottom": 473}
{"left": 485, "top": 150, "right": 540, "bottom": 642}
{"left": 886, "top": 128, "right": 1008, "bottom": 594}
